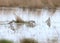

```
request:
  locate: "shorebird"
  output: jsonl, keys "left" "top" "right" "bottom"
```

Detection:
{"left": 8, "top": 13, "right": 36, "bottom": 31}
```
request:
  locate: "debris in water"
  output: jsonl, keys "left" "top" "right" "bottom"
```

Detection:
{"left": 20, "top": 38, "right": 38, "bottom": 43}
{"left": 0, "top": 39, "right": 13, "bottom": 43}
{"left": 45, "top": 17, "right": 51, "bottom": 27}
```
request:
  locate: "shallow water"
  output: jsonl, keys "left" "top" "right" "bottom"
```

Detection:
{"left": 0, "top": 7, "right": 60, "bottom": 43}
